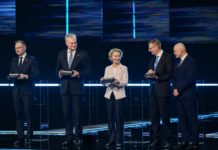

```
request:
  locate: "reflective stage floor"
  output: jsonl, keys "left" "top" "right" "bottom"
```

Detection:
{"left": 0, "top": 113, "right": 218, "bottom": 150}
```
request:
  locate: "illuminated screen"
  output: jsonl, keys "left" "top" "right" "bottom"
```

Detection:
{"left": 0, "top": 0, "right": 16, "bottom": 35}
{"left": 170, "top": 0, "right": 218, "bottom": 42}
{"left": 135, "top": 0, "right": 169, "bottom": 40}
{"left": 23, "top": 0, "right": 66, "bottom": 38}
{"left": 68, "top": 0, "right": 102, "bottom": 37}
{"left": 16, "top": 0, "right": 218, "bottom": 42}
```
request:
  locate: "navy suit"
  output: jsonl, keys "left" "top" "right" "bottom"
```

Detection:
{"left": 10, "top": 55, "right": 39, "bottom": 140}
{"left": 56, "top": 49, "right": 91, "bottom": 141}
{"left": 173, "top": 55, "right": 198, "bottom": 144}
{"left": 148, "top": 52, "right": 174, "bottom": 143}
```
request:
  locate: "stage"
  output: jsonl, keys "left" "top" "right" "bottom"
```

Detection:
{"left": 1, "top": 0, "right": 218, "bottom": 149}
{"left": 0, "top": 113, "right": 218, "bottom": 149}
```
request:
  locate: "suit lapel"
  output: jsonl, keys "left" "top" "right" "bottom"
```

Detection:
{"left": 108, "top": 64, "right": 123, "bottom": 78}
{"left": 12, "top": 57, "right": 20, "bottom": 72}
{"left": 117, "top": 65, "right": 123, "bottom": 77}
{"left": 63, "top": 50, "right": 69, "bottom": 69}
{"left": 177, "top": 56, "right": 189, "bottom": 72}
{"left": 155, "top": 52, "right": 165, "bottom": 71}
{"left": 180, "top": 55, "right": 189, "bottom": 68}
{"left": 19, "top": 55, "right": 29, "bottom": 72}
{"left": 70, "top": 50, "right": 80, "bottom": 70}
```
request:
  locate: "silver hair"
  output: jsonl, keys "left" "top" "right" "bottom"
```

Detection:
{"left": 65, "top": 33, "right": 77, "bottom": 41}
{"left": 15, "top": 40, "right": 26, "bottom": 47}
{"left": 108, "top": 48, "right": 123, "bottom": 61}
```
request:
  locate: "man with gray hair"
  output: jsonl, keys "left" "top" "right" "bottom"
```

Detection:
{"left": 56, "top": 33, "right": 91, "bottom": 147}
{"left": 173, "top": 43, "right": 199, "bottom": 150}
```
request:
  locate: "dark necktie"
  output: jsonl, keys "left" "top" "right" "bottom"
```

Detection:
{"left": 18, "top": 57, "right": 23, "bottom": 72}
{"left": 177, "top": 60, "right": 182, "bottom": 68}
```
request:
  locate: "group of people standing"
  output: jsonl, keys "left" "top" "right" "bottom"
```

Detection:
{"left": 145, "top": 39, "right": 199, "bottom": 150}
{"left": 9, "top": 33, "right": 199, "bottom": 150}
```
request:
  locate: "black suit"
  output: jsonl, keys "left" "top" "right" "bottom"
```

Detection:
{"left": 173, "top": 55, "right": 198, "bottom": 144}
{"left": 10, "top": 55, "right": 39, "bottom": 140}
{"left": 148, "top": 51, "right": 174, "bottom": 143}
{"left": 56, "top": 49, "right": 91, "bottom": 141}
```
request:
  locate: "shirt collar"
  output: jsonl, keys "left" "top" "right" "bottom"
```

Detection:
{"left": 181, "top": 53, "right": 188, "bottom": 62}
{"left": 67, "top": 49, "right": 76, "bottom": 54}
{"left": 156, "top": 49, "right": 163, "bottom": 58}
{"left": 19, "top": 52, "right": 27, "bottom": 58}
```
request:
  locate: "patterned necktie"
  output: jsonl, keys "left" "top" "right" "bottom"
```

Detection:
{"left": 154, "top": 56, "right": 159, "bottom": 71}
{"left": 177, "top": 59, "right": 182, "bottom": 68}
{"left": 68, "top": 51, "right": 74, "bottom": 68}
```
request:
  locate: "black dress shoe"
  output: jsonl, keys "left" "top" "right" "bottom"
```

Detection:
{"left": 174, "top": 142, "right": 189, "bottom": 150}
{"left": 186, "top": 144, "right": 199, "bottom": 150}
{"left": 74, "top": 139, "right": 83, "bottom": 146}
{"left": 25, "top": 138, "right": 32, "bottom": 146}
{"left": 116, "top": 143, "right": 122, "bottom": 150}
{"left": 163, "top": 141, "right": 171, "bottom": 149}
{"left": 14, "top": 139, "right": 24, "bottom": 147}
{"left": 105, "top": 142, "right": 114, "bottom": 149}
{"left": 62, "top": 141, "right": 73, "bottom": 147}
{"left": 148, "top": 140, "right": 161, "bottom": 149}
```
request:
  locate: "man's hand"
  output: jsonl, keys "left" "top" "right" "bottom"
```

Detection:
{"left": 71, "top": 70, "right": 80, "bottom": 78}
{"left": 18, "top": 74, "right": 28, "bottom": 80}
{"left": 146, "top": 69, "right": 155, "bottom": 74}
{"left": 145, "top": 69, "right": 157, "bottom": 79}
{"left": 173, "top": 89, "right": 179, "bottom": 97}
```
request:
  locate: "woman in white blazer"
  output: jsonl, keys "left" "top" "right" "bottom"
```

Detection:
{"left": 101, "top": 48, "right": 128, "bottom": 149}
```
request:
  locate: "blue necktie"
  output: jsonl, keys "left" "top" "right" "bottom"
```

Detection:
{"left": 154, "top": 56, "right": 159, "bottom": 71}
{"left": 68, "top": 52, "right": 74, "bottom": 69}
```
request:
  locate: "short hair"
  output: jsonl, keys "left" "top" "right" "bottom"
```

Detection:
{"left": 15, "top": 40, "right": 26, "bottom": 47}
{"left": 65, "top": 33, "right": 77, "bottom": 41}
{"left": 175, "top": 42, "right": 186, "bottom": 50}
{"left": 148, "top": 38, "right": 161, "bottom": 49}
{"left": 108, "top": 48, "right": 123, "bottom": 61}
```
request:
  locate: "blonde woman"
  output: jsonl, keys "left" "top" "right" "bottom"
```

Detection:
{"left": 101, "top": 48, "right": 128, "bottom": 149}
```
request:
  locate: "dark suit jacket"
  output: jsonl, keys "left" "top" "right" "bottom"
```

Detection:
{"left": 10, "top": 55, "right": 39, "bottom": 96}
{"left": 173, "top": 55, "right": 197, "bottom": 101}
{"left": 148, "top": 52, "right": 174, "bottom": 97}
{"left": 56, "top": 49, "right": 91, "bottom": 94}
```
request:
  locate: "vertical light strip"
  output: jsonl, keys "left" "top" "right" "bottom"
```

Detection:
{"left": 66, "top": 0, "right": 69, "bottom": 34}
{"left": 132, "top": 0, "right": 136, "bottom": 39}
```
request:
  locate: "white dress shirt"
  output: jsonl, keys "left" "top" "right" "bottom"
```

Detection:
{"left": 67, "top": 49, "right": 76, "bottom": 63}
{"left": 18, "top": 53, "right": 27, "bottom": 65}
{"left": 180, "top": 53, "right": 188, "bottom": 65}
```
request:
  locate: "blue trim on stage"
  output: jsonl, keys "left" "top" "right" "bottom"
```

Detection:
{"left": 0, "top": 112, "right": 217, "bottom": 135}
{"left": 0, "top": 83, "right": 218, "bottom": 87}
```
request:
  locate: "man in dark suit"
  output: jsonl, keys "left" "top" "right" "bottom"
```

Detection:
{"left": 9, "top": 40, "right": 39, "bottom": 147}
{"left": 145, "top": 39, "right": 174, "bottom": 149}
{"left": 56, "top": 33, "right": 91, "bottom": 147}
{"left": 173, "top": 43, "right": 199, "bottom": 150}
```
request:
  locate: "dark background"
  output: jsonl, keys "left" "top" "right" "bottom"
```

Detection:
{"left": 0, "top": 0, "right": 217, "bottom": 130}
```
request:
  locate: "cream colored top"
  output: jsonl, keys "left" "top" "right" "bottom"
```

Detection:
{"left": 103, "top": 64, "right": 128, "bottom": 100}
